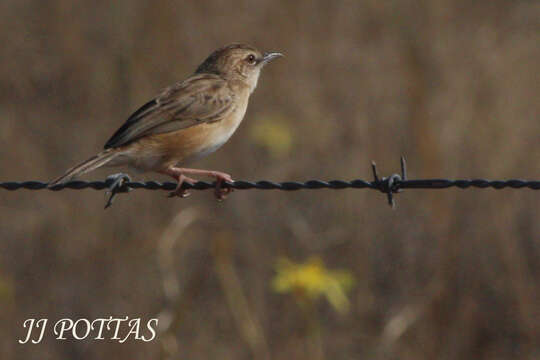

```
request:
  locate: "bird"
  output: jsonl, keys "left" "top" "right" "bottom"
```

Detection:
{"left": 48, "top": 43, "right": 282, "bottom": 199}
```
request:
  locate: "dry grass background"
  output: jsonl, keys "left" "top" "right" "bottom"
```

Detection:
{"left": 0, "top": 0, "right": 539, "bottom": 359}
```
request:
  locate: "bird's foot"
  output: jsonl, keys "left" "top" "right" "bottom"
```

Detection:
{"left": 212, "top": 172, "right": 234, "bottom": 201}
{"left": 168, "top": 175, "right": 196, "bottom": 198}
{"left": 161, "top": 167, "right": 234, "bottom": 200}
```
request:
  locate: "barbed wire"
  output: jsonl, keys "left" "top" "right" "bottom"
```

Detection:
{"left": 1, "top": 158, "right": 538, "bottom": 208}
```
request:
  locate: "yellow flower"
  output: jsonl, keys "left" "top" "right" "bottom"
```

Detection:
{"left": 272, "top": 257, "right": 354, "bottom": 314}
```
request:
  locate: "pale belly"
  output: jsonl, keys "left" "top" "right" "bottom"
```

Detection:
{"left": 186, "top": 117, "right": 242, "bottom": 161}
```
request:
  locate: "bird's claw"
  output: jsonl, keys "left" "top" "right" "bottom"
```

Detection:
{"left": 215, "top": 186, "right": 233, "bottom": 201}
{"left": 167, "top": 189, "right": 191, "bottom": 198}
{"left": 214, "top": 174, "right": 234, "bottom": 201}
{"left": 167, "top": 175, "right": 195, "bottom": 198}
{"left": 164, "top": 171, "right": 233, "bottom": 200}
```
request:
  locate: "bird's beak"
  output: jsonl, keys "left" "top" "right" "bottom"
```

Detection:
{"left": 260, "top": 52, "right": 283, "bottom": 65}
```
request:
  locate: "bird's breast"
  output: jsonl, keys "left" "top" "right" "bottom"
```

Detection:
{"left": 193, "top": 104, "right": 246, "bottom": 158}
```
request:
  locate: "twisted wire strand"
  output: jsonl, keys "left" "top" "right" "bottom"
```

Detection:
{"left": 1, "top": 178, "right": 539, "bottom": 191}
{"left": 2, "top": 157, "right": 538, "bottom": 209}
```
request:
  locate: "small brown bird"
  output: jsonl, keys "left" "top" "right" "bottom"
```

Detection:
{"left": 49, "top": 44, "right": 282, "bottom": 199}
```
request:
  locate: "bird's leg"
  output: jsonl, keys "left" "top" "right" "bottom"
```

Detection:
{"left": 175, "top": 168, "right": 234, "bottom": 200}
{"left": 158, "top": 167, "right": 197, "bottom": 198}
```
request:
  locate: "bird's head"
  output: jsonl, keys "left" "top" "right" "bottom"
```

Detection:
{"left": 196, "top": 43, "right": 283, "bottom": 92}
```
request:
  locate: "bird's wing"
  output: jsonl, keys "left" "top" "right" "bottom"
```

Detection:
{"left": 104, "top": 73, "right": 235, "bottom": 149}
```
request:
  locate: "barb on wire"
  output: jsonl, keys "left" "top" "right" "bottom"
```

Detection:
{"left": 104, "top": 173, "right": 132, "bottom": 209}
{"left": 371, "top": 157, "right": 407, "bottom": 209}
{"left": 1, "top": 157, "right": 539, "bottom": 209}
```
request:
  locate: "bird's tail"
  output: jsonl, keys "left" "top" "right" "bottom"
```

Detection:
{"left": 48, "top": 149, "right": 121, "bottom": 187}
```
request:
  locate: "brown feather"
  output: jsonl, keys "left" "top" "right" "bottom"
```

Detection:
{"left": 48, "top": 149, "right": 120, "bottom": 186}
{"left": 104, "top": 74, "right": 234, "bottom": 149}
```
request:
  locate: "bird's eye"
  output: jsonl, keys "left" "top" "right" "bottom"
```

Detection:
{"left": 246, "top": 54, "right": 257, "bottom": 64}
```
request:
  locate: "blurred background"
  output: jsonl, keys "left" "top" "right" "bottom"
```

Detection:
{"left": 0, "top": 0, "right": 539, "bottom": 359}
